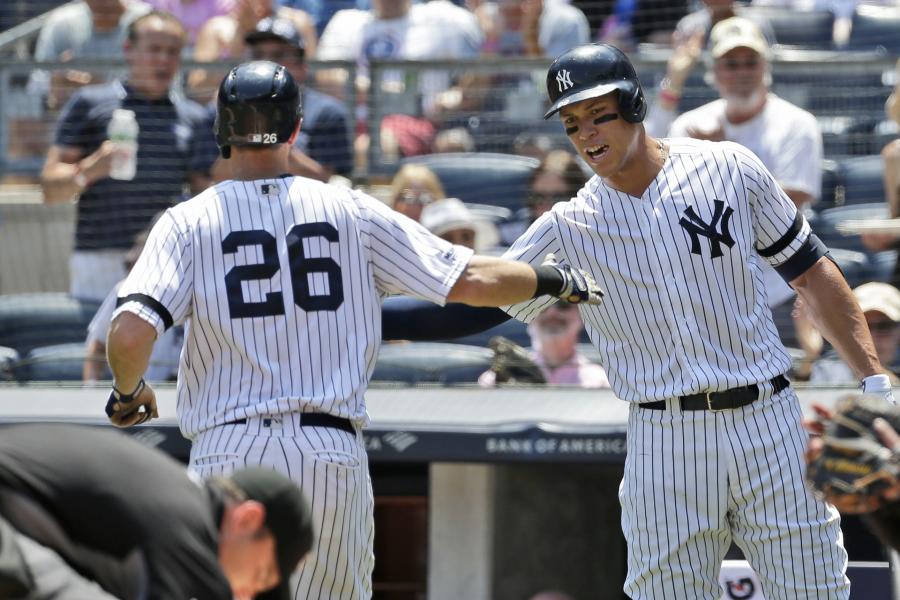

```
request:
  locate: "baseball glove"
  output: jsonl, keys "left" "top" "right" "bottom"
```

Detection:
{"left": 807, "top": 394, "right": 900, "bottom": 513}
{"left": 488, "top": 336, "right": 546, "bottom": 385}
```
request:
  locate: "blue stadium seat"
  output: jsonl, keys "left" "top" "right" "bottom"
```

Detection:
{"left": 449, "top": 317, "right": 530, "bottom": 348}
{"left": 847, "top": 6, "right": 900, "bottom": 53}
{"left": 819, "top": 159, "right": 842, "bottom": 209}
{"left": 814, "top": 202, "right": 888, "bottom": 255}
{"left": 372, "top": 342, "right": 492, "bottom": 384}
{"left": 401, "top": 153, "right": 540, "bottom": 211}
{"left": 0, "top": 346, "right": 18, "bottom": 382}
{"left": 0, "top": 294, "right": 100, "bottom": 356}
{"left": 12, "top": 343, "right": 86, "bottom": 382}
{"left": 741, "top": 7, "right": 835, "bottom": 47}
{"left": 837, "top": 155, "right": 885, "bottom": 207}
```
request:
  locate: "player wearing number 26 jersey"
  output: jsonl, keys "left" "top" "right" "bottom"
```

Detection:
{"left": 105, "top": 62, "right": 602, "bottom": 600}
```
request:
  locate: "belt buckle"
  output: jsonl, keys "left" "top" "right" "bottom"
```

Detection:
{"left": 705, "top": 391, "right": 723, "bottom": 412}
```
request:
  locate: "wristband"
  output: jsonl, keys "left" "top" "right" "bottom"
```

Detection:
{"left": 658, "top": 88, "right": 681, "bottom": 104}
{"left": 862, "top": 373, "right": 891, "bottom": 393}
{"left": 532, "top": 265, "right": 564, "bottom": 298}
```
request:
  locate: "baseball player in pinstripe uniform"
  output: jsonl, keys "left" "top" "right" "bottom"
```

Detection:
{"left": 384, "top": 44, "right": 896, "bottom": 598}
{"left": 101, "top": 60, "right": 602, "bottom": 600}
{"left": 520, "top": 44, "right": 895, "bottom": 599}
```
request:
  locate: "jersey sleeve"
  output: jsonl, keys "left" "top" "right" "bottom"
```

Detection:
{"left": 86, "top": 283, "right": 121, "bottom": 345}
{"left": 732, "top": 143, "right": 822, "bottom": 281}
{"left": 113, "top": 209, "right": 194, "bottom": 336}
{"left": 357, "top": 191, "right": 474, "bottom": 305}
{"left": 498, "top": 213, "right": 562, "bottom": 323}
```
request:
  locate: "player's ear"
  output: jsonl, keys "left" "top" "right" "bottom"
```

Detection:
{"left": 288, "top": 119, "right": 302, "bottom": 146}
{"left": 230, "top": 500, "right": 267, "bottom": 534}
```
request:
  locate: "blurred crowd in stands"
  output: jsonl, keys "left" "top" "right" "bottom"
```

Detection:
{"left": 0, "top": 0, "right": 899, "bottom": 386}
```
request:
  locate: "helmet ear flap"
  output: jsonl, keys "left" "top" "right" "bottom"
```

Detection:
{"left": 618, "top": 83, "right": 647, "bottom": 124}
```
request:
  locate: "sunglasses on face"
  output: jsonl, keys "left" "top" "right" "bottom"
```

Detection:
{"left": 716, "top": 57, "right": 762, "bottom": 71}
{"left": 395, "top": 189, "right": 434, "bottom": 206}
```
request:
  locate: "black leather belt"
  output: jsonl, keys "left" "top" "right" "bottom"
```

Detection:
{"left": 224, "top": 413, "right": 355, "bottom": 435}
{"left": 639, "top": 375, "right": 790, "bottom": 411}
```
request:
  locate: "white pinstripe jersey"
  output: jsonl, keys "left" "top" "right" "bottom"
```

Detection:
{"left": 115, "top": 176, "right": 472, "bottom": 437}
{"left": 503, "top": 138, "right": 807, "bottom": 402}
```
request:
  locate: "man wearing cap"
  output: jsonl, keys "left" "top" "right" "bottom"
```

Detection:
{"left": 419, "top": 197, "right": 499, "bottom": 252}
{"left": 648, "top": 16, "right": 822, "bottom": 212}
{"left": 0, "top": 423, "right": 312, "bottom": 600}
{"left": 807, "top": 282, "right": 900, "bottom": 385}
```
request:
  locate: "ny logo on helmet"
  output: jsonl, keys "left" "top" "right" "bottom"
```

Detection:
{"left": 556, "top": 69, "right": 574, "bottom": 93}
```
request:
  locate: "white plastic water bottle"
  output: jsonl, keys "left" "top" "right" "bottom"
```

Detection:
{"left": 107, "top": 109, "right": 138, "bottom": 181}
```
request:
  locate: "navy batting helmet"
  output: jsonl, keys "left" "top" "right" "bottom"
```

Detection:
{"left": 215, "top": 60, "right": 302, "bottom": 159}
{"left": 543, "top": 44, "right": 646, "bottom": 123}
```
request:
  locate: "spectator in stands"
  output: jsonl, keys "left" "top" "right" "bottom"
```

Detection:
{"left": 189, "top": 0, "right": 317, "bottom": 101}
{"left": 672, "top": 0, "right": 775, "bottom": 46}
{"left": 430, "top": 0, "right": 588, "bottom": 142}
{"left": 278, "top": 0, "right": 372, "bottom": 35}
{"left": 479, "top": 300, "right": 610, "bottom": 387}
{"left": 388, "top": 163, "right": 447, "bottom": 222}
{"left": 802, "top": 282, "right": 900, "bottom": 384}
{"left": 750, "top": 0, "right": 867, "bottom": 46}
{"left": 31, "top": 0, "right": 151, "bottom": 109}
{"left": 501, "top": 149, "right": 586, "bottom": 245}
{"left": 860, "top": 58, "right": 900, "bottom": 289}
{"left": 146, "top": 0, "right": 236, "bottom": 45}
{"left": 204, "top": 16, "right": 352, "bottom": 179}
{"left": 39, "top": 11, "right": 210, "bottom": 303}
{"left": 420, "top": 197, "right": 500, "bottom": 252}
{"left": 597, "top": 0, "right": 688, "bottom": 50}
{"left": 648, "top": 15, "right": 822, "bottom": 214}
{"left": 473, "top": 0, "right": 590, "bottom": 58}
{"left": 316, "top": 0, "right": 483, "bottom": 164}
{"left": 83, "top": 226, "right": 183, "bottom": 384}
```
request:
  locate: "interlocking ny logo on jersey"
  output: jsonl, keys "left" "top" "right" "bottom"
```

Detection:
{"left": 679, "top": 200, "right": 735, "bottom": 258}
{"left": 556, "top": 69, "right": 574, "bottom": 92}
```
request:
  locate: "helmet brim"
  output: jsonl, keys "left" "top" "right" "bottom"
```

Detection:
{"left": 543, "top": 82, "right": 621, "bottom": 120}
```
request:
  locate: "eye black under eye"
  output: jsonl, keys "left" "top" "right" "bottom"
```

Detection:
{"left": 593, "top": 114, "right": 618, "bottom": 125}
{"left": 565, "top": 126, "right": 578, "bottom": 135}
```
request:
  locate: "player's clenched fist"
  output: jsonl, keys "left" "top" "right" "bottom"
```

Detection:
{"left": 106, "top": 378, "right": 159, "bottom": 427}
{"left": 542, "top": 253, "right": 605, "bottom": 305}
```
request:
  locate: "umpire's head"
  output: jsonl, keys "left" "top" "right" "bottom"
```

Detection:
{"left": 213, "top": 468, "right": 313, "bottom": 600}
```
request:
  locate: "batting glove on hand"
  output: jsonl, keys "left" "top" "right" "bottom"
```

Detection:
{"left": 543, "top": 254, "right": 604, "bottom": 305}
{"left": 105, "top": 379, "right": 159, "bottom": 427}
{"left": 862, "top": 374, "right": 896, "bottom": 405}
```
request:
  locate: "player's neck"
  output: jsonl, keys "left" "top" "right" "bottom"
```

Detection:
{"left": 603, "top": 135, "right": 667, "bottom": 199}
{"left": 229, "top": 148, "right": 291, "bottom": 180}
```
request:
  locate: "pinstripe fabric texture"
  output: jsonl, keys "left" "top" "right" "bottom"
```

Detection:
{"left": 115, "top": 175, "right": 473, "bottom": 600}
{"left": 502, "top": 138, "right": 849, "bottom": 598}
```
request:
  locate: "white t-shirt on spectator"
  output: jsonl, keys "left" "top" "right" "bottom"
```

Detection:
{"left": 87, "top": 282, "right": 183, "bottom": 383}
{"left": 670, "top": 94, "right": 823, "bottom": 201}
{"left": 317, "top": 1, "right": 481, "bottom": 114}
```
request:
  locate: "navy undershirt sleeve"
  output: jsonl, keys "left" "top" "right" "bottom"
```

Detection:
{"left": 381, "top": 297, "right": 511, "bottom": 341}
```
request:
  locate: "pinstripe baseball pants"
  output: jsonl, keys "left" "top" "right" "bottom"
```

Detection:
{"left": 187, "top": 414, "right": 375, "bottom": 600}
{"left": 620, "top": 385, "right": 850, "bottom": 599}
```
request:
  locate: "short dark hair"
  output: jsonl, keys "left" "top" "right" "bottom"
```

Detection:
{"left": 127, "top": 10, "right": 186, "bottom": 44}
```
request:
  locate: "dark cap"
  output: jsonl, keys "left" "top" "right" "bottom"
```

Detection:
{"left": 230, "top": 468, "right": 314, "bottom": 600}
{"left": 245, "top": 16, "right": 305, "bottom": 53}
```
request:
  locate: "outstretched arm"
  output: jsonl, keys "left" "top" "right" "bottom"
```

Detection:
{"left": 382, "top": 297, "right": 510, "bottom": 341}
